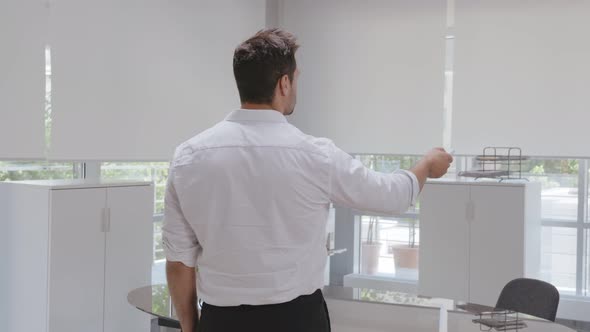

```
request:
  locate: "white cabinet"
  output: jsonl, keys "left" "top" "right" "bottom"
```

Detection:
{"left": 0, "top": 180, "right": 153, "bottom": 332}
{"left": 419, "top": 183, "right": 471, "bottom": 301}
{"left": 418, "top": 181, "right": 541, "bottom": 306}
{"left": 104, "top": 186, "right": 154, "bottom": 332}
{"left": 49, "top": 188, "right": 107, "bottom": 332}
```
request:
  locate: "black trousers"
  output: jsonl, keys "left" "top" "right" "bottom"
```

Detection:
{"left": 197, "top": 289, "right": 331, "bottom": 332}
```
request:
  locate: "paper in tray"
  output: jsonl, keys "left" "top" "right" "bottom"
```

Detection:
{"left": 458, "top": 170, "right": 509, "bottom": 178}
{"left": 456, "top": 303, "right": 498, "bottom": 315}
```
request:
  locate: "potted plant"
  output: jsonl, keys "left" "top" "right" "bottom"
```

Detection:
{"left": 361, "top": 216, "right": 382, "bottom": 275}
{"left": 392, "top": 219, "right": 419, "bottom": 270}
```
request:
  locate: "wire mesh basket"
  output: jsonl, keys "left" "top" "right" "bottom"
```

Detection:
{"left": 459, "top": 147, "right": 529, "bottom": 182}
{"left": 472, "top": 310, "right": 527, "bottom": 331}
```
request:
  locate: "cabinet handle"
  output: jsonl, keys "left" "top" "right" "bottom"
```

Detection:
{"left": 105, "top": 208, "right": 111, "bottom": 232}
{"left": 101, "top": 208, "right": 111, "bottom": 232}
{"left": 101, "top": 208, "right": 107, "bottom": 232}
{"left": 466, "top": 201, "right": 475, "bottom": 222}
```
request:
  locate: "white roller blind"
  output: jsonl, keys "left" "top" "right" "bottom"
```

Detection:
{"left": 453, "top": 1, "right": 590, "bottom": 157}
{"left": 283, "top": 0, "right": 447, "bottom": 155}
{"left": 49, "top": 0, "right": 266, "bottom": 161}
{"left": 0, "top": 0, "right": 47, "bottom": 159}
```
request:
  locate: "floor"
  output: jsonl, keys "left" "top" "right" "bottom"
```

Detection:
{"left": 558, "top": 319, "right": 590, "bottom": 332}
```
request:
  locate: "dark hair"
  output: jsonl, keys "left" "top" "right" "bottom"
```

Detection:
{"left": 233, "top": 28, "right": 299, "bottom": 104}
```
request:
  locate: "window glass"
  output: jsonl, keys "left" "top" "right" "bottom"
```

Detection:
{"left": 540, "top": 226, "right": 577, "bottom": 295}
{"left": 0, "top": 161, "right": 76, "bottom": 181}
{"left": 359, "top": 216, "right": 420, "bottom": 281}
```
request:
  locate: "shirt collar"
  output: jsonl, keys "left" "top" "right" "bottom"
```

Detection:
{"left": 225, "top": 109, "right": 287, "bottom": 123}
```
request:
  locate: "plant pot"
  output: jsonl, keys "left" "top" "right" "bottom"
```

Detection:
{"left": 361, "top": 242, "right": 382, "bottom": 275}
{"left": 392, "top": 245, "right": 419, "bottom": 270}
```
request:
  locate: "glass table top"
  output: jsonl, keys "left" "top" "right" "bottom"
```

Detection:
{"left": 128, "top": 284, "right": 563, "bottom": 327}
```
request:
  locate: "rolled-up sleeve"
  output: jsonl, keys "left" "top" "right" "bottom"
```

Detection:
{"left": 328, "top": 145, "right": 420, "bottom": 215}
{"left": 162, "top": 167, "right": 200, "bottom": 268}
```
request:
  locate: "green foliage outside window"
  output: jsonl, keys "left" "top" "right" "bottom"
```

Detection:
{"left": 524, "top": 159, "right": 578, "bottom": 189}
{"left": 357, "top": 155, "right": 421, "bottom": 172}
{"left": 527, "top": 159, "right": 578, "bottom": 175}
{"left": 0, "top": 161, "right": 74, "bottom": 182}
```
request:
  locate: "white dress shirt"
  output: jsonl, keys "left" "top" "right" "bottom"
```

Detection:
{"left": 163, "top": 109, "right": 419, "bottom": 306}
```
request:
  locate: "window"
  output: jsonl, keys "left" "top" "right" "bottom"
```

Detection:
{"left": 585, "top": 229, "right": 590, "bottom": 296}
{"left": 359, "top": 216, "right": 419, "bottom": 280}
{"left": 353, "top": 153, "right": 460, "bottom": 280}
{"left": 0, "top": 161, "right": 77, "bottom": 181}
{"left": 519, "top": 159, "right": 580, "bottom": 296}
{"left": 540, "top": 227, "right": 577, "bottom": 295}
{"left": 520, "top": 158, "right": 589, "bottom": 296}
{"left": 346, "top": 154, "right": 590, "bottom": 298}
{"left": 524, "top": 159, "right": 579, "bottom": 222}
{"left": 585, "top": 166, "right": 590, "bottom": 296}
{"left": 587, "top": 165, "right": 590, "bottom": 223}
{"left": 354, "top": 154, "right": 422, "bottom": 280}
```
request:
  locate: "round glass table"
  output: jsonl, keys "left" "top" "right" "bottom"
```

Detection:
{"left": 128, "top": 284, "right": 574, "bottom": 332}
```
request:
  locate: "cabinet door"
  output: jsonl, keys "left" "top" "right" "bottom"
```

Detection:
{"left": 104, "top": 185, "right": 153, "bottom": 332}
{"left": 418, "top": 183, "right": 470, "bottom": 301}
{"left": 49, "top": 188, "right": 106, "bottom": 332}
{"left": 469, "top": 185, "right": 525, "bottom": 306}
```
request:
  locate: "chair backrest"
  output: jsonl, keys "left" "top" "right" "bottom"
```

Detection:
{"left": 495, "top": 278, "right": 560, "bottom": 322}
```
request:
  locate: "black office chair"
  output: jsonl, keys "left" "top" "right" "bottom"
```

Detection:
{"left": 495, "top": 278, "right": 560, "bottom": 322}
